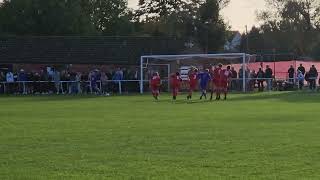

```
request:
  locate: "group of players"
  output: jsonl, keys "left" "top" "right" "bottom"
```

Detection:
{"left": 150, "top": 63, "right": 232, "bottom": 101}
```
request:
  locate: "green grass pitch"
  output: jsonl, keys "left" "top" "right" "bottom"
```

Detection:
{"left": 1, "top": 92, "right": 320, "bottom": 179}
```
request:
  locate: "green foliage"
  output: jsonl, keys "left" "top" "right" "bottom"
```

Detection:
{"left": 0, "top": 0, "right": 133, "bottom": 36}
{"left": 251, "top": 0, "right": 320, "bottom": 57}
{"left": 0, "top": 0, "right": 229, "bottom": 52}
{"left": 90, "top": 0, "right": 135, "bottom": 35}
{"left": 0, "top": 0, "right": 96, "bottom": 35}
{"left": 1, "top": 92, "right": 320, "bottom": 179}
{"left": 137, "top": 0, "right": 229, "bottom": 52}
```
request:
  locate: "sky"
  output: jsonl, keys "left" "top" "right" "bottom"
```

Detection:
{"left": 128, "top": 0, "right": 267, "bottom": 32}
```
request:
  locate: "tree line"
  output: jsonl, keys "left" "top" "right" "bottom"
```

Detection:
{"left": 0, "top": 0, "right": 230, "bottom": 52}
{"left": 242, "top": 0, "right": 320, "bottom": 59}
{"left": 1, "top": 0, "right": 319, "bottom": 57}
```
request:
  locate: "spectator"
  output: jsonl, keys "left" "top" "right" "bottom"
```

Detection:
{"left": 0, "top": 72, "right": 5, "bottom": 81}
{"left": 256, "top": 68, "right": 264, "bottom": 92}
{"left": 61, "top": 71, "right": 70, "bottom": 94}
{"left": 113, "top": 68, "right": 124, "bottom": 93}
{"left": 230, "top": 67, "right": 237, "bottom": 90}
{"left": 69, "top": 72, "right": 77, "bottom": 94}
{"left": 40, "top": 69, "right": 49, "bottom": 94}
{"left": 265, "top": 65, "right": 273, "bottom": 91}
{"left": 81, "top": 73, "right": 89, "bottom": 94}
{"left": 6, "top": 71, "right": 14, "bottom": 94}
{"left": 53, "top": 68, "right": 61, "bottom": 94}
{"left": 100, "top": 72, "right": 109, "bottom": 95}
{"left": 33, "top": 72, "right": 41, "bottom": 94}
{"left": 249, "top": 70, "right": 257, "bottom": 91}
{"left": 6, "top": 71, "right": 14, "bottom": 82}
{"left": 18, "top": 69, "right": 28, "bottom": 94}
{"left": 76, "top": 72, "right": 81, "bottom": 94}
{"left": 288, "top": 65, "right": 295, "bottom": 83}
{"left": 297, "top": 70, "right": 304, "bottom": 90}
{"left": 0, "top": 72, "right": 5, "bottom": 93}
{"left": 90, "top": 70, "right": 101, "bottom": 94}
{"left": 298, "top": 64, "right": 306, "bottom": 75}
{"left": 238, "top": 66, "right": 244, "bottom": 91}
{"left": 308, "top": 65, "right": 318, "bottom": 90}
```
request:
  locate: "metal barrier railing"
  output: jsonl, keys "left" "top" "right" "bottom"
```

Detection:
{"left": 0, "top": 77, "right": 317, "bottom": 95}
{"left": 0, "top": 80, "right": 147, "bottom": 95}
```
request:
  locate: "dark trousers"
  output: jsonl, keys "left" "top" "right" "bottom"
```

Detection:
{"left": 257, "top": 80, "right": 264, "bottom": 91}
{"left": 309, "top": 79, "right": 316, "bottom": 90}
{"left": 299, "top": 80, "right": 304, "bottom": 90}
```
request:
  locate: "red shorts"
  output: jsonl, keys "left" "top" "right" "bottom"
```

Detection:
{"left": 172, "top": 87, "right": 179, "bottom": 96}
{"left": 189, "top": 83, "right": 197, "bottom": 91}
{"left": 220, "top": 82, "right": 228, "bottom": 92}
{"left": 213, "top": 81, "right": 227, "bottom": 92}
{"left": 151, "top": 85, "right": 159, "bottom": 93}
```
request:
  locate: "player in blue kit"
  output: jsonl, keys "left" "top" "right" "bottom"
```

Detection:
{"left": 198, "top": 69, "right": 211, "bottom": 100}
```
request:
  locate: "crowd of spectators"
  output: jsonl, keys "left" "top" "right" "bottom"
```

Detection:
{"left": 0, "top": 67, "right": 141, "bottom": 94}
{"left": 1, "top": 63, "right": 319, "bottom": 94}
{"left": 226, "top": 63, "right": 319, "bottom": 92}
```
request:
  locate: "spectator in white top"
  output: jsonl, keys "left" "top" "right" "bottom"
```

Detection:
{"left": 6, "top": 71, "right": 14, "bottom": 93}
{"left": 6, "top": 71, "right": 14, "bottom": 82}
{"left": 297, "top": 70, "right": 304, "bottom": 90}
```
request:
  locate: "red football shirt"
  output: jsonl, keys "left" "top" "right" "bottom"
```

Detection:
{"left": 171, "top": 74, "right": 182, "bottom": 88}
{"left": 150, "top": 75, "right": 161, "bottom": 87}
{"left": 189, "top": 72, "right": 198, "bottom": 85}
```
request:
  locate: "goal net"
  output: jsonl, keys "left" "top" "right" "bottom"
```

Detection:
{"left": 139, "top": 53, "right": 255, "bottom": 94}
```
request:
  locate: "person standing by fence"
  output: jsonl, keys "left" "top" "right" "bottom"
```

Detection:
{"left": 297, "top": 70, "right": 304, "bottom": 90}
{"left": 308, "top": 65, "right": 318, "bottom": 91}
{"left": 18, "top": 69, "right": 27, "bottom": 94}
{"left": 6, "top": 71, "right": 14, "bottom": 94}
{"left": 288, "top": 65, "right": 295, "bottom": 83}
{"left": 257, "top": 68, "right": 264, "bottom": 92}
{"left": 100, "top": 72, "right": 109, "bottom": 95}
{"left": 298, "top": 64, "right": 306, "bottom": 75}
{"left": 230, "top": 67, "right": 237, "bottom": 91}
{"left": 112, "top": 68, "right": 123, "bottom": 93}
{"left": 53, "top": 68, "right": 61, "bottom": 94}
{"left": 265, "top": 65, "right": 273, "bottom": 91}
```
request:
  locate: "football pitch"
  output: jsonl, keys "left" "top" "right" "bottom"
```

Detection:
{"left": 1, "top": 92, "right": 320, "bottom": 179}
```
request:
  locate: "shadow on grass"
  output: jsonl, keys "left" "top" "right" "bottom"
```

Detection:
{"left": 135, "top": 91, "right": 320, "bottom": 104}
{"left": 1, "top": 91, "right": 320, "bottom": 104}
{"left": 0, "top": 94, "right": 102, "bottom": 102}
{"left": 229, "top": 91, "right": 320, "bottom": 103}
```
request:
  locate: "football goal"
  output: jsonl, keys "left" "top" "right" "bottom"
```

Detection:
{"left": 139, "top": 53, "right": 255, "bottom": 94}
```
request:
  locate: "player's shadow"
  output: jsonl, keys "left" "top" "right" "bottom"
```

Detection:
{"left": 230, "top": 91, "right": 320, "bottom": 103}
{"left": 7, "top": 94, "right": 102, "bottom": 102}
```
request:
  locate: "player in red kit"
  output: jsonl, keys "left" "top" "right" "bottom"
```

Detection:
{"left": 187, "top": 68, "right": 198, "bottom": 100}
{"left": 211, "top": 64, "right": 223, "bottom": 100}
{"left": 170, "top": 72, "right": 182, "bottom": 100}
{"left": 150, "top": 72, "right": 161, "bottom": 100}
{"left": 221, "top": 66, "right": 232, "bottom": 100}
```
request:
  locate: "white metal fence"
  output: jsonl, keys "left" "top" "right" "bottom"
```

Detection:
{"left": 0, "top": 77, "right": 315, "bottom": 95}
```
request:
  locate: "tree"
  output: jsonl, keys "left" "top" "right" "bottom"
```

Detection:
{"left": 254, "top": 0, "right": 320, "bottom": 57}
{"left": 136, "top": 0, "right": 229, "bottom": 52}
{"left": 90, "top": 0, "right": 135, "bottom": 35}
{"left": 0, "top": 0, "right": 136, "bottom": 36}
{"left": 0, "top": 0, "right": 96, "bottom": 35}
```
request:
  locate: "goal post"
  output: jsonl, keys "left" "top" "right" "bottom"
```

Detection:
{"left": 140, "top": 53, "right": 254, "bottom": 94}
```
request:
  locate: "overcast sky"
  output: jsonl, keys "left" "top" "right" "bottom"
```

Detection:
{"left": 128, "top": 0, "right": 266, "bottom": 32}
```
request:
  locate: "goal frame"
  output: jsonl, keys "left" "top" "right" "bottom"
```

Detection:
{"left": 140, "top": 53, "right": 251, "bottom": 94}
